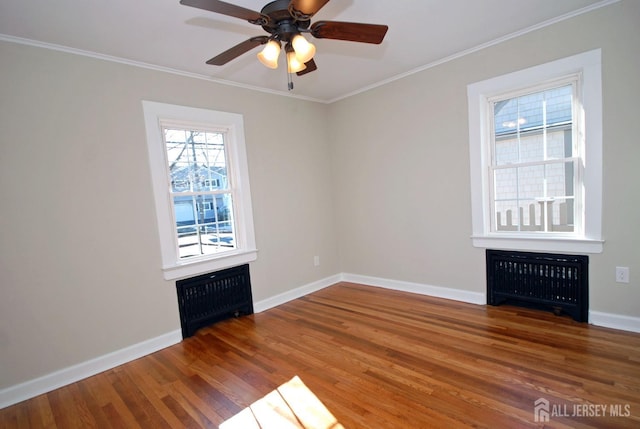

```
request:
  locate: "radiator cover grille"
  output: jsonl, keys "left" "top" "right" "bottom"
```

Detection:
{"left": 176, "top": 264, "right": 253, "bottom": 338}
{"left": 486, "top": 250, "right": 588, "bottom": 322}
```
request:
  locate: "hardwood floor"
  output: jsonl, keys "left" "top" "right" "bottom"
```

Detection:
{"left": 2, "top": 282, "right": 640, "bottom": 428}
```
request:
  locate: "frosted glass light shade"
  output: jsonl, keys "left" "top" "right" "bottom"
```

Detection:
{"left": 287, "top": 50, "right": 307, "bottom": 73}
{"left": 257, "top": 40, "right": 281, "bottom": 69}
{"left": 291, "top": 34, "right": 316, "bottom": 63}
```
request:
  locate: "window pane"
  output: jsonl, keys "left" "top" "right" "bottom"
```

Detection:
{"left": 494, "top": 167, "right": 517, "bottom": 201}
{"left": 547, "top": 129, "right": 571, "bottom": 159}
{"left": 517, "top": 165, "right": 544, "bottom": 200}
{"left": 518, "top": 133, "right": 544, "bottom": 164}
{"left": 493, "top": 84, "right": 573, "bottom": 165}
{"left": 549, "top": 197, "right": 574, "bottom": 232}
{"left": 173, "top": 193, "right": 236, "bottom": 259}
{"left": 546, "top": 161, "right": 573, "bottom": 199}
{"left": 493, "top": 161, "right": 575, "bottom": 233}
{"left": 494, "top": 137, "right": 518, "bottom": 166}
{"left": 174, "top": 195, "right": 196, "bottom": 227}
{"left": 164, "top": 128, "right": 228, "bottom": 193}
{"left": 494, "top": 200, "right": 520, "bottom": 231}
{"left": 518, "top": 200, "right": 541, "bottom": 231}
{"left": 547, "top": 160, "right": 575, "bottom": 232}
{"left": 494, "top": 199, "right": 543, "bottom": 231}
{"left": 546, "top": 85, "right": 573, "bottom": 127}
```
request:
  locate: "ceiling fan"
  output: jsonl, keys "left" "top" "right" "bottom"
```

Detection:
{"left": 179, "top": 0, "right": 388, "bottom": 87}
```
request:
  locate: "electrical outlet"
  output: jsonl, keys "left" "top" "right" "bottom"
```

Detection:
{"left": 313, "top": 256, "right": 320, "bottom": 266}
{"left": 615, "top": 266, "right": 630, "bottom": 283}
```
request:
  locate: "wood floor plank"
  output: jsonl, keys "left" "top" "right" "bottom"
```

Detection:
{"left": 2, "top": 282, "right": 640, "bottom": 428}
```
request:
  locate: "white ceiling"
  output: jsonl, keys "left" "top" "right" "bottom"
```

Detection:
{"left": 0, "top": 0, "right": 611, "bottom": 102}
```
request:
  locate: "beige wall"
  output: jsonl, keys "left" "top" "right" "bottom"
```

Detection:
{"left": 0, "top": 42, "right": 338, "bottom": 389}
{"left": 1, "top": 0, "right": 639, "bottom": 393}
{"left": 329, "top": 0, "right": 639, "bottom": 316}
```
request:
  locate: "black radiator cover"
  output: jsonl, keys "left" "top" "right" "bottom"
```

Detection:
{"left": 176, "top": 264, "right": 253, "bottom": 338}
{"left": 486, "top": 250, "right": 588, "bottom": 322}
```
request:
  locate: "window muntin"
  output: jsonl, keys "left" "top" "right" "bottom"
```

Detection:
{"left": 488, "top": 81, "right": 581, "bottom": 235}
{"left": 162, "top": 126, "right": 236, "bottom": 259}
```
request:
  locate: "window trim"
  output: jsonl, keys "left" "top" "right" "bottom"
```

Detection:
{"left": 142, "top": 101, "right": 257, "bottom": 280}
{"left": 467, "top": 49, "right": 603, "bottom": 253}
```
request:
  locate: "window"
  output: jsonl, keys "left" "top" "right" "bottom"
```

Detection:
{"left": 143, "top": 102, "right": 257, "bottom": 280}
{"left": 491, "top": 80, "right": 578, "bottom": 234}
{"left": 204, "top": 178, "right": 221, "bottom": 188}
{"left": 467, "top": 50, "right": 603, "bottom": 253}
{"left": 165, "top": 126, "right": 236, "bottom": 259}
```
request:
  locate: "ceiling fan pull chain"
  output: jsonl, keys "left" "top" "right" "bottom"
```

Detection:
{"left": 287, "top": 71, "right": 294, "bottom": 90}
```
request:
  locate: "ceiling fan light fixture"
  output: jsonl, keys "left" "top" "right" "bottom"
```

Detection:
{"left": 180, "top": 0, "right": 389, "bottom": 87}
{"left": 291, "top": 34, "right": 316, "bottom": 63}
{"left": 257, "top": 40, "right": 281, "bottom": 69}
{"left": 287, "top": 49, "right": 307, "bottom": 73}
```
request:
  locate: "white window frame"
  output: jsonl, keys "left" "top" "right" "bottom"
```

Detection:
{"left": 143, "top": 101, "right": 257, "bottom": 280}
{"left": 467, "top": 49, "right": 603, "bottom": 253}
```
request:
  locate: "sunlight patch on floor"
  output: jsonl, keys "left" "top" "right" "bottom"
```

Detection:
{"left": 219, "top": 375, "right": 345, "bottom": 429}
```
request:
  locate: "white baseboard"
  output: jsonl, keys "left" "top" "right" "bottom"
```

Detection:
{"left": 253, "top": 272, "right": 487, "bottom": 313}
{"left": 341, "top": 273, "right": 486, "bottom": 305}
{"left": 4, "top": 273, "right": 638, "bottom": 410}
{"left": 342, "top": 273, "right": 640, "bottom": 333}
{"left": 0, "top": 273, "right": 343, "bottom": 410}
{"left": 589, "top": 311, "right": 640, "bottom": 333}
{"left": 0, "top": 329, "right": 182, "bottom": 410}
{"left": 253, "top": 274, "right": 342, "bottom": 313}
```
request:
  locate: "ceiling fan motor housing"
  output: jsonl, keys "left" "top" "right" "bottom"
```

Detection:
{"left": 261, "top": 0, "right": 311, "bottom": 42}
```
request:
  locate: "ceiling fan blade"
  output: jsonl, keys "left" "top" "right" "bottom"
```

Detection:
{"left": 311, "top": 21, "right": 388, "bottom": 44}
{"left": 296, "top": 58, "right": 318, "bottom": 76}
{"left": 180, "top": 0, "right": 268, "bottom": 25}
{"left": 289, "top": 0, "right": 330, "bottom": 18}
{"left": 206, "top": 36, "right": 269, "bottom": 65}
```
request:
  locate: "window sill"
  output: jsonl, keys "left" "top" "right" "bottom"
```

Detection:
{"left": 162, "top": 249, "right": 258, "bottom": 281}
{"left": 471, "top": 235, "right": 603, "bottom": 254}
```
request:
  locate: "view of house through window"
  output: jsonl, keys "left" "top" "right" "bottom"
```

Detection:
{"left": 162, "top": 126, "right": 236, "bottom": 259}
{"left": 468, "top": 49, "right": 602, "bottom": 252}
{"left": 489, "top": 81, "right": 579, "bottom": 234}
